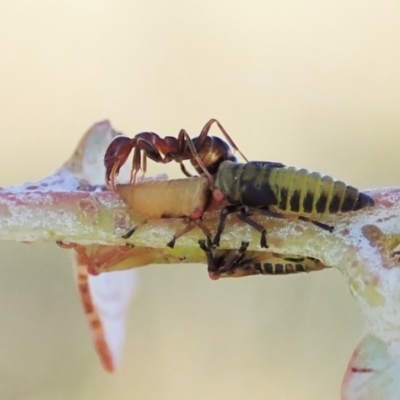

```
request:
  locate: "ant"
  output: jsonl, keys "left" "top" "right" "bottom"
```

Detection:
{"left": 104, "top": 118, "right": 247, "bottom": 191}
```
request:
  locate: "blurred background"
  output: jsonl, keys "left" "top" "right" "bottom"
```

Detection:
{"left": 0, "top": 1, "right": 399, "bottom": 399}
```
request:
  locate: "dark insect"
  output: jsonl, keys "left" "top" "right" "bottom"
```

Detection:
{"left": 212, "top": 161, "right": 375, "bottom": 247}
{"left": 198, "top": 240, "right": 327, "bottom": 279}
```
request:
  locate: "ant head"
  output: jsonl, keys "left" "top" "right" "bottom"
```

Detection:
{"left": 191, "top": 136, "right": 237, "bottom": 176}
{"left": 104, "top": 135, "right": 133, "bottom": 184}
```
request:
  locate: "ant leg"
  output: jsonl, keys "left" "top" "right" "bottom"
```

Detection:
{"left": 178, "top": 129, "right": 214, "bottom": 187}
{"left": 180, "top": 162, "right": 193, "bottom": 177}
{"left": 140, "top": 154, "right": 147, "bottom": 182}
{"left": 131, "top": 148, "right": 142, "bottom": 184}
{"left": 108, "top": 160, "right": 120, "bottom": 192}
{"left": 197, "top": 119, "right": 248, "bottom": 162}
{"left": 166, "top": 218, "right": 196, "bottom": 248}
{"left": 213, "top": 205, "right": 240, "bottom": 246}
{"left": 236, "top": 209, "right": 268, "bottom": 248}
{"left": 256, "top": 209, "right": 334, "bottom": 233}
{"left": 130, "top": 138, "right": 166, "bottom": 183}
{"left": 135, "top": 138, "right": 165, "bottom": 163}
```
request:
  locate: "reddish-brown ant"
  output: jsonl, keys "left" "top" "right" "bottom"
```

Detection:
{"left": 104, "top": 118, "right": 247, "bottom": 191}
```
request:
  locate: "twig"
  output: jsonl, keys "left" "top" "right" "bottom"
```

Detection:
{"left": 1, "top": 121, "right": 399, "bottom": 398}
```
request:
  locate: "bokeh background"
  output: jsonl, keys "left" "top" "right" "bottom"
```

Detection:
{"left": 0, "top": 1, "right": 399, "bottom": 399}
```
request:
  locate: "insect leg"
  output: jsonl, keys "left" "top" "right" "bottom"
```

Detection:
{"left": 135, "top": 138, "right": 165, "bottom": 163}
{"left": 166, "top": 218, "right": 197, "bottom": 248}
{"left": 107, "top": 158, "right": 121, "bottom": 192}
{"left": 198, "top": 239, "right": 250, "bottom": 277}
{"left": 236, "top": 209, "right": 268, "bottom": 248}
{"left": 198, "top": 239, "right": 218, "bottom": 276}
{"left": 213, "top": 204, "right": 240, "bottom": 246}
{"left": 180, "top": 162, "right": 193, "bottom": 177}
{"left": 193, "top": 220, "right": 213, "bottom": 244}
{"left": 256, "top": 209, "right": 333, "bottom": 233}
{"left": 197, "top": 119, "right": 248, "bottom": 162}
{"left": 122, "top": 220, "right": 148, "bottom": 240}
{"left": 298, "top": 216, "right": 334, "bottom": 232}
{"left": 130, "top": 138, "right": 165, "bottom": 183}
{"left": 131, "top": 147, "right": 142, "bottom": 184}
{"left": 178, "top": 129, "right": 214, "bottom": 188}
{"left": 218, "top": 241, "right": 250, "bottom": 274}
{"left": 140, "top": 153, "right": 147, "bottom": 182}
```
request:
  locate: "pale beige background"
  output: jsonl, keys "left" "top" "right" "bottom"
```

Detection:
{"left": 0, "top": 1, "right": 399, "bottom": 400}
